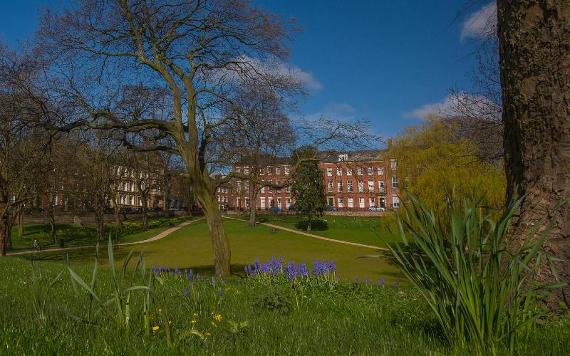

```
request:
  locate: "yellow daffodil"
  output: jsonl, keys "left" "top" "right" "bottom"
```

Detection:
{"left": 213, "top": 314, "right": 223, "bottom": 322}
{"left": 152, "top": 325, "right": 160, "bottom": 332}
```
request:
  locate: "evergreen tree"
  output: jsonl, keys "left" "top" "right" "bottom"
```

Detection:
{"left": 291, "top": 147, "right": 327, "bottom": 231}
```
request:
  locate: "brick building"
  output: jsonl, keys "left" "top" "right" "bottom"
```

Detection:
{"left": 219, "top": 150, "right": 399, "bottom": 212}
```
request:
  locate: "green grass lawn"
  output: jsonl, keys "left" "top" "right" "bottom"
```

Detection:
{"left": 0, "top": 257, "right": 568, "bottom": 355}
{"left": 251, "top": 213, "right": 398, "bottom": 247}
{"left": 21, "top": 219, "right": 400, "bottom": 282}
{"left": 9, "top": 216, "right": 192, "bottom": 251}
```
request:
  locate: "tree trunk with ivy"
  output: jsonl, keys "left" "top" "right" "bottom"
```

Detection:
{"left": 498, "top": 0, "right": 570, "bottom": 307}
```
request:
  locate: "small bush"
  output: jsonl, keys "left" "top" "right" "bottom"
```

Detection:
{"left": 295, "top": 219, "right": 328, "bottom": 231}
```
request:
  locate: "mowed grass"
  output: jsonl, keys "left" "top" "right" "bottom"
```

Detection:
{"left": 253, "top": 213, "right": 398, "bottom": 247}
{"left": 23, "top": 218, "right": 401, "bottom": 283}
{"left": 1, "top": 257, "right": 569, "bottom": 355}
{"left": 9, "top": 216, "right": 192, "bottom": 251}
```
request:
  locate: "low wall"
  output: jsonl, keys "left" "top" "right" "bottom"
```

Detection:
{"left": 22, "top": 211, "right": 189, "bottom": 225}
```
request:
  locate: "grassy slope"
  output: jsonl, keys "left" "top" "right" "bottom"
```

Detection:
{"left": 254, "top": 214, "right": 398, "bottom": 247}
{"left": 0, "top": 257, "right": 568, "bottom": 355}
{"left": 9, "top": 216, "right": 191, "bottom": 251}
{"left": 21, "top": 219, "right": 400, "bottom": 282}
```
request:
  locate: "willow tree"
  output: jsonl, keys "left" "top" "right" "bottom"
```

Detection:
{"left": 497, "top": 1, "right": 570, "bottom": 303}
{"left": 39, "top": 0, "right": 293, "bottom": 276}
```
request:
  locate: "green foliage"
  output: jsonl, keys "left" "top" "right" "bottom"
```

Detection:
{"left": 291, "top": 146, "right": 327, "bottom": 230}
{"left": 389, "top": 119, "right": 506, "bottom": 211}
{"left": 66, "top": 235, "right": 159, "bottom": 329}
{"left": 1, "top": 256, "right": 569, "bottom": 354}
{"left": 388, "top": 193, "right": 561, "bottom": 354}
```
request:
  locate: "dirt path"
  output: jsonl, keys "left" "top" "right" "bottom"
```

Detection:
{"left": 223, "top": 216, "right": 388, "bottom": 251}
{"left": 5, "top": 219, "right": 200, "bottom": 257}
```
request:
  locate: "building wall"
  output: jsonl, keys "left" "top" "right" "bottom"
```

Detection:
{"left": 223, "top": 153, "right": 400, "bottom": 212}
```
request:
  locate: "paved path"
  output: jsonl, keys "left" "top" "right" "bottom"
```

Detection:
{"left": 223, "top": 216, "right": 388, "bottom": 251}
{"left": 5, "top": 219, "right": 200, "bottom": 257}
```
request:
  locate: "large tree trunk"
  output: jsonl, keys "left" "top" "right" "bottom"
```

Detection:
{"left": 498, "top": 1, "right": 570, "bottom": 306}
{"left": 196, "top": 186, "right": 231, "bottom": 277}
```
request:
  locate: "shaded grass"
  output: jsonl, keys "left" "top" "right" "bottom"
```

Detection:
{"left": 10, "top": 216, "right": 192, "bottom": 251}
{"left": 0, "top": 257, "right": 568, "bottom": 355}
{"left": 253, "top": 214, "right": 398, "bottom": 247}
{"left": 21, "top": 219, "right": 401, "bottom": 282}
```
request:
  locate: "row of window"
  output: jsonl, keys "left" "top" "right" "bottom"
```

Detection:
{"left": 327, "top": 177, "right": 398, "bottom": 193}
{"left": 235, "top": 166, "right": 290, "bottom": 176}
{"left": 325, "top": 166, "right": 385, "bottom": 177}
{"left": 330, "top": 196, "right": 400, "bottom": 209}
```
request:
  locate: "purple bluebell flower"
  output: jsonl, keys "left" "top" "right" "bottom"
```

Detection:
{"left": 378, "top": 278, "right": 385, "bottom": 286}
{"left": 286, "top": 261, "right": 296, "bottom": 280}
{"left": 187, "top": 269, "right": 194, "bottom": 281}
{"left": 210, "top": 276, "right": 216, "bottom": 286}
{"left": 183, "top": 287, "right": 190, "bottom": 297}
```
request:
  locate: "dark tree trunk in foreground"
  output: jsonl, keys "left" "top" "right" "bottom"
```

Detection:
{"left": 498, "top": 0, "right": 570, "bottom": 306}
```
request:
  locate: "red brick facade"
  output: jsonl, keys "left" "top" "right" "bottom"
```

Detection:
{"left": 216, "top": 152, "right": 400, "bottom": 211}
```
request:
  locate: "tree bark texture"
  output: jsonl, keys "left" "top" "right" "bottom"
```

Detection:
{"left": 195, "top": 185, "right": 231, "bottom": 277}
{"left": 498, "top": 0, "right": 570, "bottom": 306}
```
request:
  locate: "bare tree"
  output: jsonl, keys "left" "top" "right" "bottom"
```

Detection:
{"left": 38, "top": 0, "right": 294, "bottom": 276}
{"left": 497, "top": 0, "right": 570, "bottom": 306}
{"left": 215, "top": 84, "right": 297, "bottom": 226}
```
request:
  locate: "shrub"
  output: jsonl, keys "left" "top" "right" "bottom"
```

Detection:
{"left": 388, "top": 194, "right": 560, "bottom": 355}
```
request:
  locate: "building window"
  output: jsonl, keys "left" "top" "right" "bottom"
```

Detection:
{"left": 347, "top": 168, "right": 353, "bottom": 176}
{"left": 359, "top": 197, "right": 365, "bottom": 208}
{"left": 377, "top": 167, "right": 384, "bottom": 175}
{"left": 392, "top": 176, "right": 399, "bottom": 188}
{"left": 261, "top": 186, "right": 265, "bottom": 193}
{"left": 390, "top": 159, "right": 397, "bottom": 170}
{"left": 336, "top": 167, "right": 343, "bottom": 176}
{"left": 276, "top": 167, "right": 281, "bottom": 175}
{"left": 357, "top": 167, "right": 363, "bottom": 176}
{"left": 338, "top": 154, "right": 348, "bottom": 161}
{"left": 348, "top": 198, "right": 354, "bottom": 208}
{"left": 338, "top": 198, "right": 344, "bottom": 208}
{"left": 378, "top": 181, "right": 385, "bottom": 193}
{"left": 347, "top": 180, "right": 354, "bottom": 192}
{"left": 337, "top": 182, "right": 343, "bottom": 193}
{"left": 260, "top": 197, "right": 266, "bottom": 209}
{"left": 369, "top": 197, "right": 376, "bottom": 207}
{"left": 392, "top": 196, "right": 400, "bottom": 208}
{"left": 286, "top": 198, "right": 291, "bottom": 209}
{"left": 285, "top": 185, "right": 291, "bottom": 193}
{"left": 327, "top": 181, "right": 334, "bottom": 193}
{"left": 244, "top": 167, "right": 250, "bottom": 174}
{"left": 267, "top": 167, "right": 272, "bottom": 175}
{"left": 327, "top": 168, "right": 333, "bottom": 177}
{"left": 367, "top": 166, "right": 373, "bottom": 175}
{"left": 284, "top": 166, "right": 290, "bottom": 175}
{"left": 358, "top": 182, "right": 364, "bottom": 193}
{"left": 368, "top": 181, "right": 374, "bottom": 192}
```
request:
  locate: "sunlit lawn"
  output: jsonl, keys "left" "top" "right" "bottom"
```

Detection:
{"left": 23, "top": 218, "right": 402, "bottom": 283}
{"left": 250, "top": 213, "right": 398, "bottom": 247}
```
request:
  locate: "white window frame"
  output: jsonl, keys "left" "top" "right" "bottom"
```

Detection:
{"left": 359, "top": 197, "right": 365, "bottom": 208}
{"left": 358, "top": 181, "right": 364, "bottom": 193}
{"left": 337, "top": 182, "right": 343, "bottom": 193}
{"left": 327, "top": 168, "right": 333, "bottom": 177}
{"left": 368, "top": 181, "right": 375, "bottom": 193}
{"left": 347, "top": 180, "right": 354, "bottom": 192}
{"left": 392, "top": 195, "right": 400, "bottom": 208}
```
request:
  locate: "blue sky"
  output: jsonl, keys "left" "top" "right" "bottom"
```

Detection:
{"left": 0, "top": 0, "right": 494, "bottom": 138}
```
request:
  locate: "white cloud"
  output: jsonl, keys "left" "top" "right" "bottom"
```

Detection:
{"left": 220, "top": 55, "right": 322, "bottom": 91}
{"left": 304, "top": 103, "right": 357, "bottom": 122}
{"left": 405, "top": 93, "right": 501, "bottom": 121}
{"left": 461, "top": 2, "right": 497, "bottom": 40}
